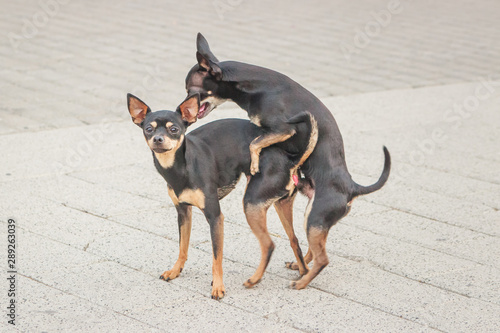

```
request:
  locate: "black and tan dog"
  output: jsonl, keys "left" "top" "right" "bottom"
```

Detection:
{"left": 127, "top": 93, "right": 317, "bottom": 299}
{"left": 182, "top": 33, "right": 391, "bottom": 289}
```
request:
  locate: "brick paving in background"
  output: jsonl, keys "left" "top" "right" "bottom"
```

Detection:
{"left": 1, "top": 0, "right": 500, "bottom": 133}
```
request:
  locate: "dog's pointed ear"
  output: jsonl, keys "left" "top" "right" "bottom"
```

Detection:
{"left": 177, "top": 94, "right": 200, "bottom": 126}
{"left": 196, "top": 33, "right": 222, "bottom": 81}
{"left": 127, "top": 93, "right": 151, "bottom": 126}
{"left": 197, "top": 33, "right": 219, "bottom": 62}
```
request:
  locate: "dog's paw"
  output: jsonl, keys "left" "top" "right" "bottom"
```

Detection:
{"left": 289, "top": 279, "right": 307, "bottom": 290}
{"left": 285, "top": 261, "right": 309, "bottom": 276}
{"left": 159, "top": 268, "right": 182, "bottom": 281}
{"left": 243, "top": 278, "right": 261, "bottom": 288}
{"left": 250, "top": 157, "right": 260, "bottom": 176}
{"left": 211, "top": 282, "right": 226, "bottom": 300}
{"left": 285, "top": 261, "right": 300, "bottom": 270}
{"left": 250, "top": 161, "right": 260, "bottom": 175}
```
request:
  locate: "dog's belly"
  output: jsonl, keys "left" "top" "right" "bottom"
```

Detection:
{"left": 217, "top": 174, "right": 241, "bottom": 200}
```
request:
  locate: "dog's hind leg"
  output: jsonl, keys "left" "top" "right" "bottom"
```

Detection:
{"left": 285, "top": 193, "right": 315, "bottom": 272}
{"left": 290, "top": 190, "right": 349, "bottom": 290}
{"left": 242, "top": 154, "right": 291, "bottom": 287}
{"left": 243, "top": 202, "right": 275, "bottom": 288}
{"left": 274, "top": 194, "right": 308, "bottom": 276}
{"left": 290, "top": 227, "right": 329, "bottom": 290}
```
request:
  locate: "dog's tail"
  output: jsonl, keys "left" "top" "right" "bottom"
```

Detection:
{"left": 286, "top": 111, "right": 319, "bottom": 169}
{"left": 352, "top": 146, "right": 391, "bottom": 197}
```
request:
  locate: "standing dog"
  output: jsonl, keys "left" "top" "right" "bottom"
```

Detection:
{"left": 182, "top": 33, "right": 391, "bottom": 289}
{"left": 127, "top": 93, "right": 317, "bottom": 299}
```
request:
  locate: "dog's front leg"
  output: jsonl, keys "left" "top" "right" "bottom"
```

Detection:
{"left": 160, "top": 204, "right": 192, "bottom": 281}
{"left": 205, "top": 207, "right": 225, "bottom": 300}
{"left": 249, "top": 128, "right": 296, "bottom": 175}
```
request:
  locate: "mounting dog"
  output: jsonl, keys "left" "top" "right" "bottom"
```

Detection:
{"left": 182, "top": 33, "right": 391, "bottom": 289}
{"left": 127, "top": 93, "right": 317, "bottom": 299}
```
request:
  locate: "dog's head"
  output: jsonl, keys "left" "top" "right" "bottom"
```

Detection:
{"left": 127, "top": 93, "right": 201, "bottom": 158}
{"left": 184, "top": 33, "right": 228, "bottom": 120}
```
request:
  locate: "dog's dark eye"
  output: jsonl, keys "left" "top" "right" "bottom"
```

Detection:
{"left": 145, "top": 126, "right": 153, "bottom": 133}
{"left": 170, "top": 126, "right": 179, "bottom": 134}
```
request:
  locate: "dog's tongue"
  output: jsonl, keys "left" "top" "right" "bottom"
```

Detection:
{"left": 199, "top": 103, "right": 207, "bottom": 113}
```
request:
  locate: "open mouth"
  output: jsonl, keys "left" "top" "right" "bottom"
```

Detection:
{"left": 197, "top": 102, "right": 211, "bottom": 119}
{"left": 152, "top": 147, "right": 171, "bottom": 154}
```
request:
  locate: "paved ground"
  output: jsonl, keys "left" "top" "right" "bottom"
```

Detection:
{"left": 1, "top": 0, "right": 499, "bottom": 332}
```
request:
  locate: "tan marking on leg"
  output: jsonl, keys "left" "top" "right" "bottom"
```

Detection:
{"left": 249, "top": 137, "right": 262, "bottom": 176}
{"left": 243, "top": 202, "right": 275, "bottom": 288}
{"left": 296, "top": 114, "right": 318, "bottom": 168}
{"left": 291, "top": 227, "right": 329, "bottom": 290}
{"left": 169, "top": 187, "right": 205, "bottom": 210}
{"left": 249, "top": 130, "right": 296, "bottom": 175}
{"left": 274, "top": 195, "right": 308, "bottom": 275}
{"left": 152, "top": 134, "right": 185, "bottom": 169}
{"left": 285, "top": 169, "right": 298, "bottom": 195}
{"left": 303, "top": 193, "right": 315, "bottom": 231}
{"left": 161, "top": 206, "right": 192, "bottom": 281}
{"left": 178, "top": 188, "right": 205, "bottom": 210}
{"left": 287, "top": 114, "right": 318, "bottom": 195}
{"left": 211, "top": 214, "right": 225, "bottom": 300}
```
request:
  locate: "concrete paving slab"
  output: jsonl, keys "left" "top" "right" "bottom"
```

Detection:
{"left": 108, "top": 203, "right": 249, "bottom": 249}
{"left": 33, "top": 261, "right": 197, "bottom": 315}
{"left": 16, "top": 227, "right": 100, "bottom": 268}
{"left": 85, "top": 228, "right": 179, "bottom": 277}
{"left": 366, "top": 163, "right": 500, "bottom": 210}
{"left": 18, "top": 276, "right": 162, "bottom": 333}
{"left": 0, "top": 122, "right": 146, "bottom": 182}
{"left": 266, "top": 293, "right": 436, "bottom": 333}
{"left": 3, "top": 195, "right": 126, "bottom": 250}
{"left": 345, "top": 210, "right": 500, "bottom": 268}
{"left": 70, "top": 163, "right": 169, "bottom": 203}
{"left": 368, "top": 184, "right": 500, "bottom": 236}
{"left": 3, "top": 175, "right": 163, "bottom": 219}
{"left": 310, "top": 258, "right": 500, "bottom": 332}
{"left": 134, "top": 295, "right": 303, "bottom": 332}
{"left": 327, "top": 222, "right": 500, "bottom": 304}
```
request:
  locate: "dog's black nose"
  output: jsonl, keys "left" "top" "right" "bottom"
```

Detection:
{"left": 153, "top": 135, "right": 164, "bottom": 144}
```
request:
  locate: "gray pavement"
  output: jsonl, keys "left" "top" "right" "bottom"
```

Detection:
{"left": 1, "top": 0, "right": 499, "bottom": 332}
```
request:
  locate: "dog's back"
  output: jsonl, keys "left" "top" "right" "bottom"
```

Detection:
{"left": 185, "top": 119, "right": 257, "bottom": 191}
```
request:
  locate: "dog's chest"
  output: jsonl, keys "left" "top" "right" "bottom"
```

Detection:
{"left": 250, "top": 114, "right": 262, "bottom": 127}
{"left": 168, "top": 187, "right": 206, "bottom": 210}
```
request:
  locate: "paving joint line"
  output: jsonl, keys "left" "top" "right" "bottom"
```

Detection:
{"left": 366, "top": 201, "right": 499, "bottom": 238}
{"left": 342, "top": 219, "right": 499, "bottom": 269}
{"left": 18, "top": 274, "right": 165, "bottom": 332}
